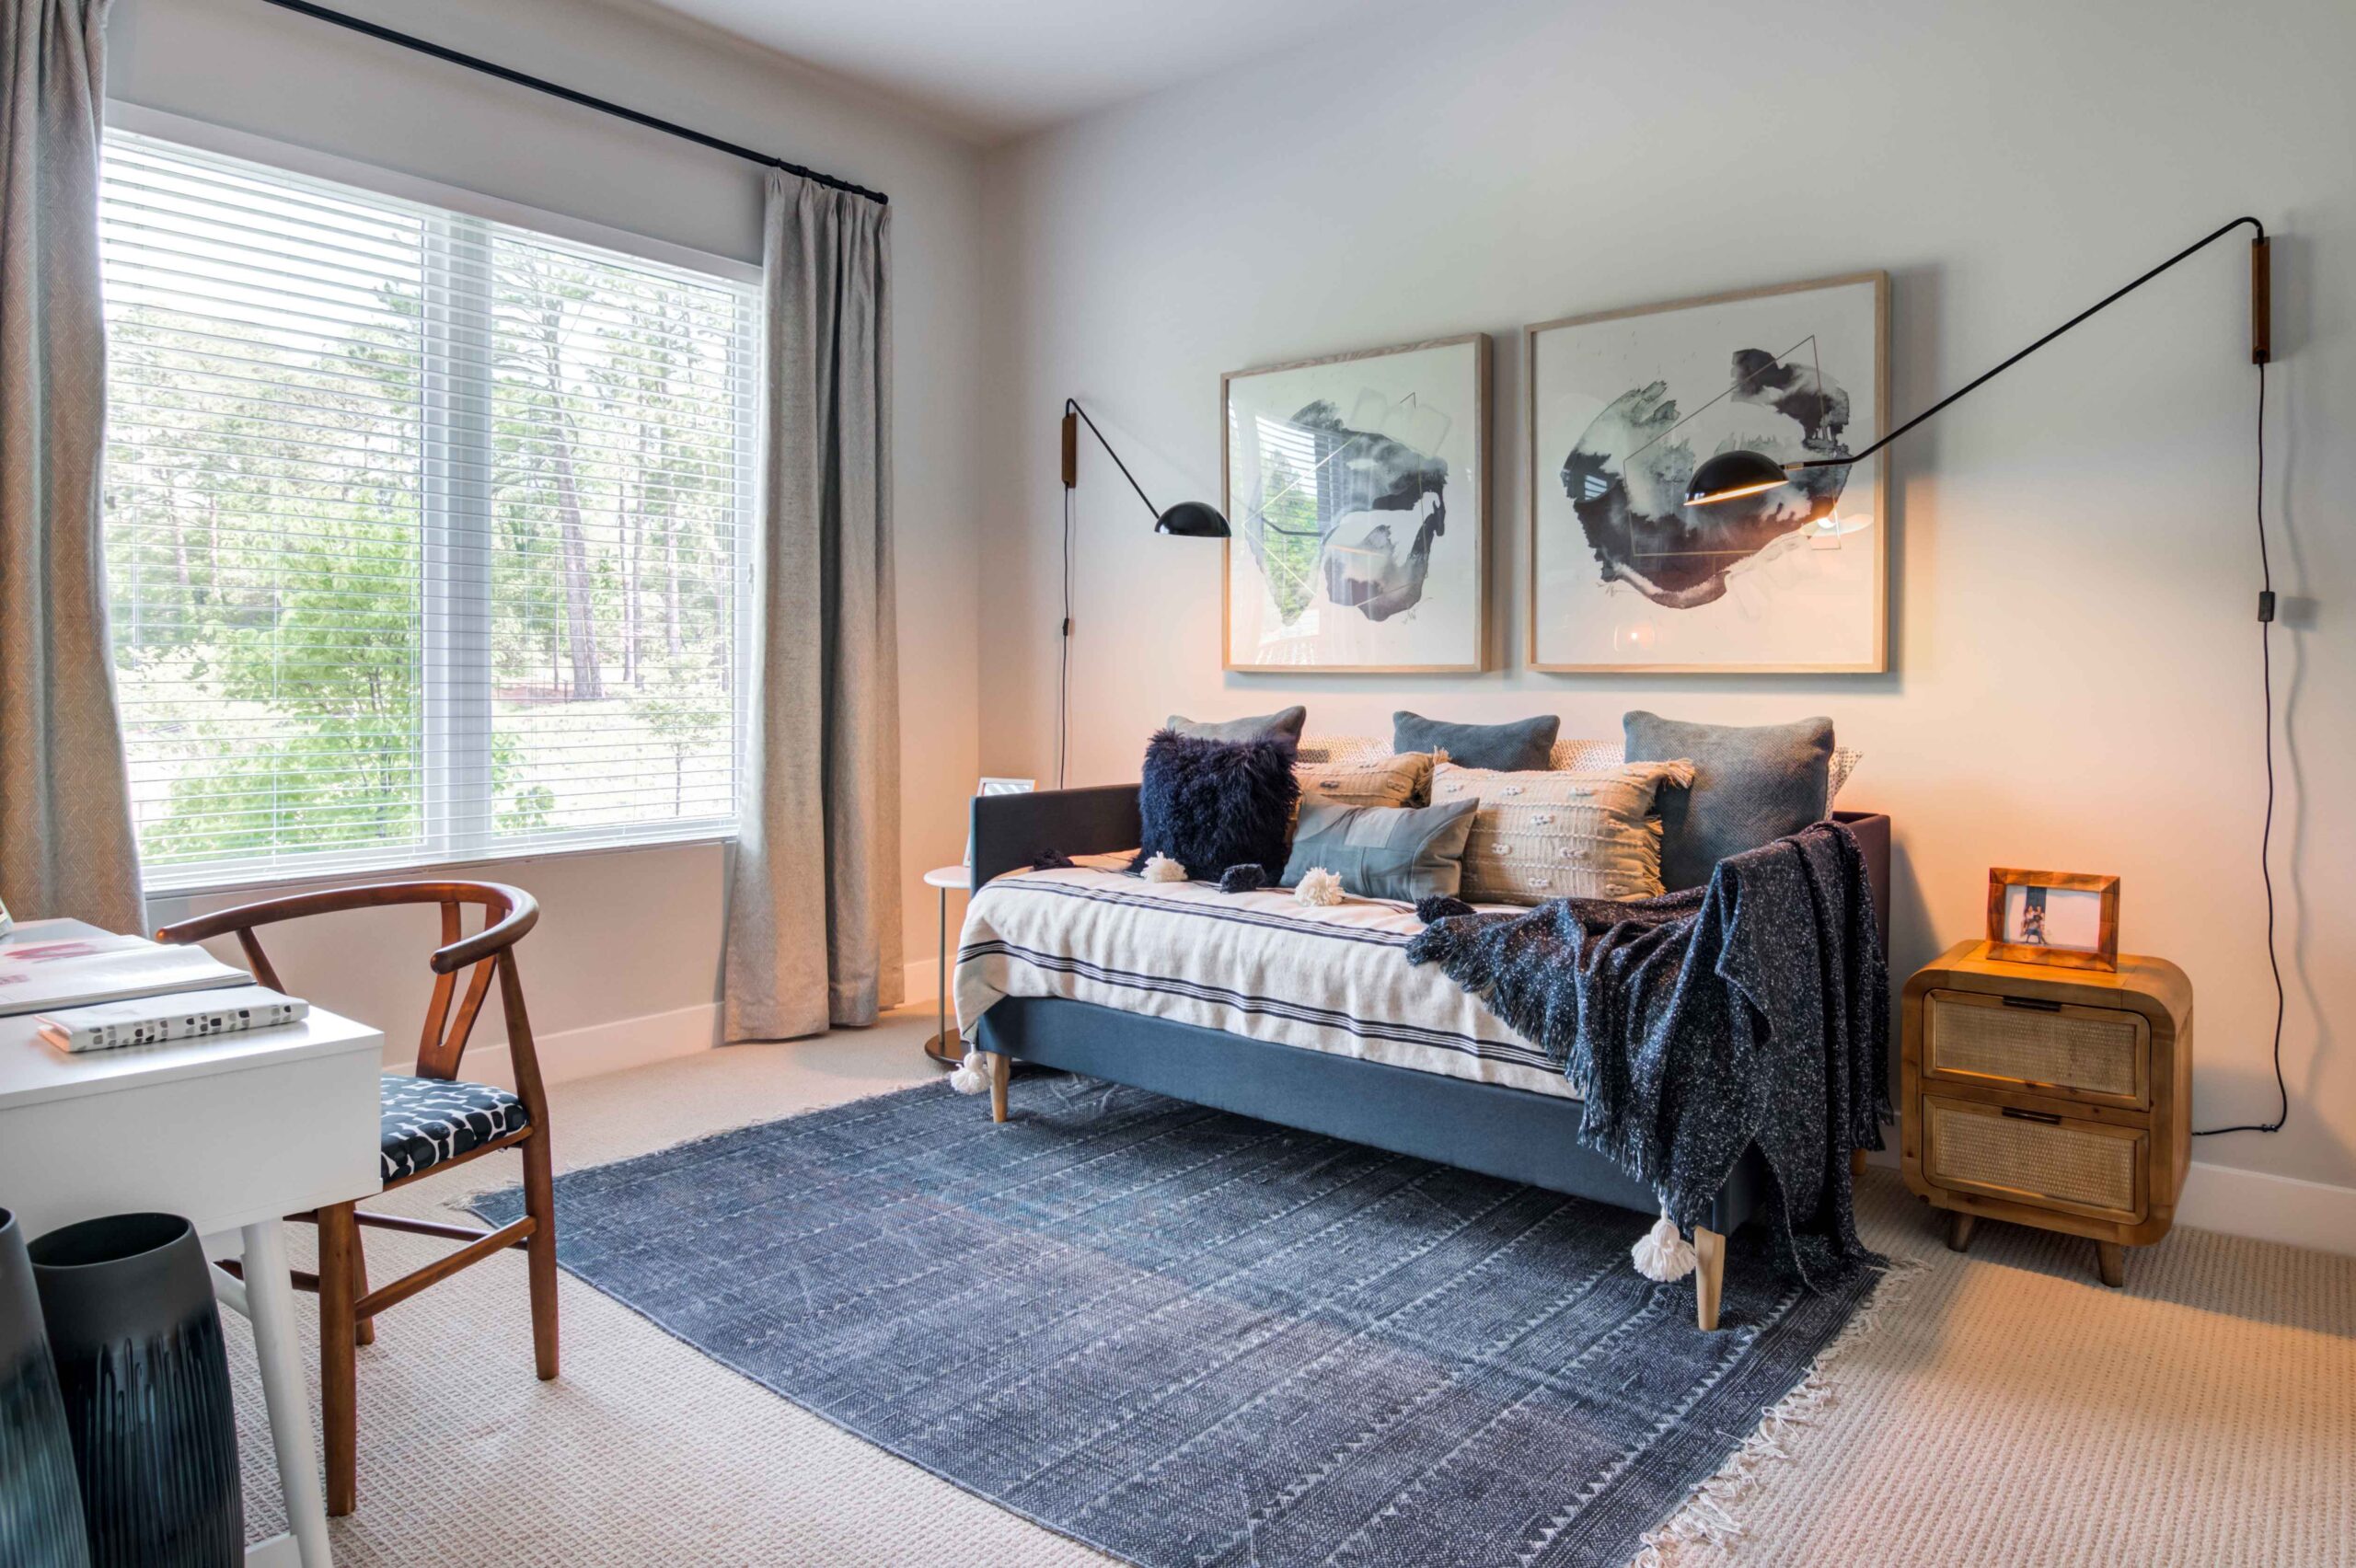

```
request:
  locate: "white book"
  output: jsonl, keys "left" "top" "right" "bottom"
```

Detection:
{"left": 0, "top": 931, "right": 248, "bottom": 1017}
{"left": 35, "top": 985, "right": 309, "bottom": 1054}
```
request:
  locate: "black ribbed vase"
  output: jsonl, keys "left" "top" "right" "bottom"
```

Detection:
{"left": 29, "top": 1215, "right": 241, "bottom": 1568}
{"left": 0, "top": 1208, "right": 91, "bottom": 1568}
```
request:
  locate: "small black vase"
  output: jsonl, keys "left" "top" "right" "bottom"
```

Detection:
{"left": 29, "top": 1215, "right": 242, "bottom": 1568}
{"left": 1, "top": 1208, "right": 91, "bottom": 1568}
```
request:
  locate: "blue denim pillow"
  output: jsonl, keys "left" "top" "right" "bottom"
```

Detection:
{"left": 1282, "top": 798, "right": 1478, "bottom": 902}
{"left": 1166, "top": 706, "right": 1307, "bottom": 744}
{"left": 1392, "top": 711, "right": 1559, "bottom": 772}
{"left": 1623, "top": 711, "right": 1834, "bottom": 892}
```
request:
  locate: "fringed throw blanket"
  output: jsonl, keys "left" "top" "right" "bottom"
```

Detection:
{"left": 1406, "top": 819, "right": 1890, "bottom": 1288}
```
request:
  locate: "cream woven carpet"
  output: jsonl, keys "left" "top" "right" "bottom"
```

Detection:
{"left": 226, "top": 1007, "right": 2355, "bottom": 1566}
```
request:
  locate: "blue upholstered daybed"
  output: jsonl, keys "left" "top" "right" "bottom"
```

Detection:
{"left": 963, "top": 783, "right": 1892, "bottom": 1329}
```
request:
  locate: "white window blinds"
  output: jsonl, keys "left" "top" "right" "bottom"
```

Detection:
{"left": 100, "top": 131, "right": 758, "bottom": 890}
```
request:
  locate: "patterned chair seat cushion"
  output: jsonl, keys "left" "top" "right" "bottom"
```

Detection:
{"left": 379, "top": 1075, "right": 528, "bottom": 1182}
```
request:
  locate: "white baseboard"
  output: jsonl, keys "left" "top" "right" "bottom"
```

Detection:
{"left": 2176, "top": 1160, "right": 2356, "bottom": 1257}
{"left": 456, "top": 999, "right": 720, "bottom": 1091}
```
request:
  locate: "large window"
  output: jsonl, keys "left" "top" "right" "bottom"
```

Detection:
{"left": 100, "top": 130, "right": 757, "bottom": 889}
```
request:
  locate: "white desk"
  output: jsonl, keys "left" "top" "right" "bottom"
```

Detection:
{"left": 0, "top": 919, "right": 383, "bottom": 1568}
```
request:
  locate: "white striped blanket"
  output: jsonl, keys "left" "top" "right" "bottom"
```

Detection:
{"left": 953, "top": 866, "right": 1575, "bottom": 1101}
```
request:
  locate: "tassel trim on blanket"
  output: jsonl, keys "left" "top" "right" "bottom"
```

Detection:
{"left": 1632, "top": 1207, "right": 1697, "bottom": 1282}
{"left": 949, "top": 1048, "right": 993, "bottom": 1095}
{"left": 1631, "top": 1254, "right": 1927, "bottom": 1567}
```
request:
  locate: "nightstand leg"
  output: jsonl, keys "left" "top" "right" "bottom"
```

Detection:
{"left": 1947, "top": 1213, "right": 1977, "bottom": 1253}
{"left": 2095, "top": 1240, "right": 2126, "bottom": 1288}
{"left": 1693, "top": 1226, "right": 1726, "bottom": 1332}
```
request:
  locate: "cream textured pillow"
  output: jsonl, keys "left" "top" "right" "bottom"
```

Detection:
{"left": 1547, "top": 737, "right": 1863, "bottom": 814}
{"left": 1296, "top": 749, "right": 1433, "bottom": 811}
{"left": 1438, "top": 759, "right": 1694, "bottom": 905}
{"left": 1296, "top": 733, "right": 1389, "bottom": 767}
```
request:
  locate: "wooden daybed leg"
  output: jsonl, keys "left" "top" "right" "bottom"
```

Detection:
{"left": 1693, "top": 1226, "right": 1726, "bottom": 1332}
{"left": 989, "top": 1051, "right": 1009, "bottom": 1123}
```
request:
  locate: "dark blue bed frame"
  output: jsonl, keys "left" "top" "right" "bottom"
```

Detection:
{"left": 967, "top": 785, "right": 1892, "bottom": 1327}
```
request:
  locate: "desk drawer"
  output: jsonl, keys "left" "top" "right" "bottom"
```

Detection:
{"left": 1923, "top": 1095, "right": 2145, "bottom": 1224}
{"left": 1924, "top": 989, "right": 2148, "bottom": 1108}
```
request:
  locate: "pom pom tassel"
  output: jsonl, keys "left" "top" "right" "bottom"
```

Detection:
{"left": 1218, "top": 864, "right": 1268, "bottom": 894}
{"left": 1294, "top": 867, "right": 1345, "bottom": 906}
{"left": 1632, "top": 1207, "right": 1697, "bottom": 1282}
{"left": 949, "top": 1048, "right": 993, "bottom": 1095}
{"left": 1141, "top": 853, "right": 1188, "bottom": 883}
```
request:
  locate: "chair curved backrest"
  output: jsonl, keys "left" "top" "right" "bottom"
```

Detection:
{"left": 155, "top": 882, "right": 542, "bottom": 1093}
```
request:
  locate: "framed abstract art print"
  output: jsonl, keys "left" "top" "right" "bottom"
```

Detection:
{"left": 1223, "top": 334, "right": 1490, "bottom": 673}
{"left": 1526, "top": 273, "right": 1888, "bottom": 673}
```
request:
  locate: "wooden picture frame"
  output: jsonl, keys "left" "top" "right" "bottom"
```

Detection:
{"left": 1524, "top": 271, "right": 1889, "bottom": 674}
{"left": 1984, "top": 868, "right": 2120, "bottom": 972}
{"left": 1221, "top": 333, "right": 1491, "bottom": 674}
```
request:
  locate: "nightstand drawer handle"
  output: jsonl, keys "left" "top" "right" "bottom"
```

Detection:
{"left": 2001, "top": 1107, "right": 2065, "bottom": 1125}
{"left": 2001, "top": 996, "right": 2064, "bottom": 1012}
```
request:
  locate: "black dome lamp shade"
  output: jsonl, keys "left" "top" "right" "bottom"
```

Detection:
{"left": 1684, "top": 448, "right": 1795, "bottom": 506}
{"left": 1153, "top": 500, "right": 1230, "bottom": 537}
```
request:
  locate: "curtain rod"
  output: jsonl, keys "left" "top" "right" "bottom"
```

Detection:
{"left": 257, "top": 0, "right": 889, "bottom": 206}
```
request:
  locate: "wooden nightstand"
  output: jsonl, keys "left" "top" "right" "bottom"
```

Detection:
{"left": 1900, "top": 940, "right": 2193, "bottom": 1287}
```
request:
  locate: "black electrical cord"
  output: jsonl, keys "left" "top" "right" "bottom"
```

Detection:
{"left": 2195, "top": 356, "right": 2288, "bottom": 1137}
{"left": 1057, "top": 484, "right": 1074, "bottom": 790}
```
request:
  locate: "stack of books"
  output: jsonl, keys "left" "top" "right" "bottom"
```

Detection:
{"left": 0, "top": 930, "right": 307, "bottom": 1054}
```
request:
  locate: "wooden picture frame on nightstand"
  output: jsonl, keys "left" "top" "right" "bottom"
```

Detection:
{"left": 1985, "top": 868, "right": 2119, "bottom": 973}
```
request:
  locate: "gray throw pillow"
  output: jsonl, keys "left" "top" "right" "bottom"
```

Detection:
{"left": 1168, "top": 706, "right": 1307, "bottom": 744}
{"left": 1282, "top": 797, "right": 1478, "bottom": 902}
{"left": 1392, "top": 710, "right": 1559, "bottom": 772}
{"left": 1623, "top": 711, "right": 1834, "bottom": 892}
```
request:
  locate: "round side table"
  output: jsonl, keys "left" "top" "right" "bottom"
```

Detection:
{"left": 921, "top": 865, "right": 970, "bottom": 1067}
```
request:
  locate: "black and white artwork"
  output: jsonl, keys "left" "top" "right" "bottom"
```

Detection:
{"left": 1224, "top": 335, "right": 1488, "bottom": 672}
{"left": 1528, "top": 275, "right": 1887, "bottom": 672}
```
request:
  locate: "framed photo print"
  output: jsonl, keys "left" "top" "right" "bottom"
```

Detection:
{"left": 1223, "top": 334, "right": 1490, "bottom": 672}
{"left": 1526, "top": 272, "right": 1888, "bottom": 673}
{"left": 963, "top": 778, "right": 1034, "bottom": 869}
{"left": 1985, "top": 868, "right": 2120, "bottom": 972}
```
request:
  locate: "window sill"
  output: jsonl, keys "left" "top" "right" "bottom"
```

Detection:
{"left": 141, "top": 832, "right": 739, "bottom": 907}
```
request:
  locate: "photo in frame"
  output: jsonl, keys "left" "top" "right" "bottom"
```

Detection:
{"left": 1223, "top": 334, "right": 1489, "bottom": 672}
{"left": 963, "top": 778, "right": 1034, "bottom": 869}
{"left": 1985, "top": 868, "right": 2120, "bottom": 972}
{"left": 1526, "top": 273, "right": 1888, "bottom": 673}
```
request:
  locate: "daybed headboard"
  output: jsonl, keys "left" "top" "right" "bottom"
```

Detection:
{"left": 972, "top": 787, "right": 1893, "bottom": 951}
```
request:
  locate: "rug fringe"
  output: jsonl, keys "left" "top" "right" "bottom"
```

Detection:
{"left": 1630, "top": 1255, "right": 1927, "bottom": 1568}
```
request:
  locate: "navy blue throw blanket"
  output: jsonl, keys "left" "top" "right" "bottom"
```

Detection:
{"left": 1406, "top": 819, "right": 1889, "bottom": 1288}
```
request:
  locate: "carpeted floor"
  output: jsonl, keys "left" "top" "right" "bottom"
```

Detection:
{"left": 227, "top": 1007, "right": 2356, "bottom": 1566}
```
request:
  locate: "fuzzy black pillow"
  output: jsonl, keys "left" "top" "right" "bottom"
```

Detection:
{"left": 1132, "top": 729, "right": 1300, "bottom": 883}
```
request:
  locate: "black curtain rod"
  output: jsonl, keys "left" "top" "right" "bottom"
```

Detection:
{"left": 258, "top": 0, "right": 888, "bottom": 205}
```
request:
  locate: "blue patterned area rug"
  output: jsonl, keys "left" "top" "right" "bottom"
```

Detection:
{"left": 475, "top": 1073, "right": 1886, "bottom": 1567}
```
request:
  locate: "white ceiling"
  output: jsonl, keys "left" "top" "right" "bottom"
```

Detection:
{"left": 630, "top": 0, "right": 1431, "bottom": 141}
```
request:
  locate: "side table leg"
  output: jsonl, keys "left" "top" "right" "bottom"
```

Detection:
{"left": 938, "top": 887, "right": 949, "bottom": 1047}
{"left": 243, "top": 1218, "right": 334, "bottom": 1568}
{"left": 2095, "top": 1240, "right": 2126, "bottom": 1288}
{"left": 1947, "top": 1213, "right": 1977, "bottom": 1253}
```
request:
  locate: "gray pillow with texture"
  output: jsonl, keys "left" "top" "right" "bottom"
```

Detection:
{"left": 1392, "top": 711, "right": 1560, "bottom": 772}
{"left": 1282, "top": 797, "right": 1477, "bottom": 902}
{"left": 1624, "top": 711, "right": 1834, "bottom": 892}
{"left": 1168, "top": 706, "right": 1307, "bottom": 744}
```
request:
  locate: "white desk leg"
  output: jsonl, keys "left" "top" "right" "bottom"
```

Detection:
{"left": 242, "top": 1219, "right": 334, "bottom": 1568}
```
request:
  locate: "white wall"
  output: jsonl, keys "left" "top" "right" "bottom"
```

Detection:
{"left": 111, "top": 0, "right": 987, "bottom": 1061}
{"left": 976, "top": 0, "right": 2356, "bottom": 1212}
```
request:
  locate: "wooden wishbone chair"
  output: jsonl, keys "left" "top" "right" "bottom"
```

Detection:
{"left": 156, "top": 881, "right": 555, "bottom": 1517}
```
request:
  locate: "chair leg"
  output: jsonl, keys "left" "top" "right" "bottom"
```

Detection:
{"left": 1693, "top": 1226, "right": 1727, "bottom": 1332}
{"left": 317, "top": 1201, "right": 360, "bottom": 1516}
{"left": 352, "top": 1228, "right": 375, "bottom": 1346}
{"left": 522, "top": 1129, "right": 560, "bottom": 1381}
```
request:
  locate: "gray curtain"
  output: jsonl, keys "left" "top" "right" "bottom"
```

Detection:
{"left": 723, "top": 170, "right": 899, "bottom": 1041}
{"left": 0, "top": 0, "right": 143, "bottom": 932}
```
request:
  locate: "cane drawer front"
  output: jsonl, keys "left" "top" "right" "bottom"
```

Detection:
{"left": 1923, "top": 1095, "right": 2146, "bottom": 1224}
{"left": 1924, "top": 989, "right": 2149, "bottom": 1109}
